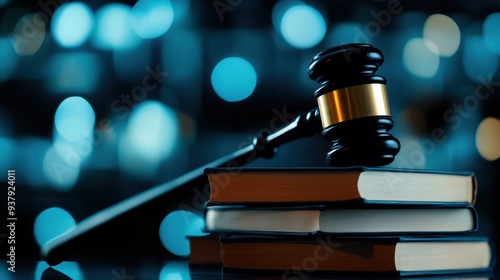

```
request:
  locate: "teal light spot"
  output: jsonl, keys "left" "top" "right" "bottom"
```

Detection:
{"left": 93, "top": 4, "right": 141, "bottom": 50}
{"left": 33, "top": 207, "right": 76, "bottom": 247}
{"left": 403, "top": 38, "right": 440, "bottom": 78}
{"left": 463, "top": 36, "right": 498, "bottom": 82}
{"left": 211, "top": 57, "right": 257, "bottom": 102}
{"left": 483, "top": 13, "right": 500, "bottom": 55}
{"left": 35, "top": 261, "right": 84, "bottom": 280}
{"left": 130, "top": 0, "right": 174, "bottom": 39}
{"left": 52, "top": 2, "right": 93, "bottom": 47}
{"left": 54, "top": 97, "right": 95, "bottom": 142}
{"left": 159, "top": 211, "right": 204, "bottom": 257}
{"left": 280, "top": 4, "right": 326, "bottom": 49}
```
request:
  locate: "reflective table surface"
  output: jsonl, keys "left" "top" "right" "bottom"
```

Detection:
{"left": 2, "top": 260, "right": 497, "bottom": 280}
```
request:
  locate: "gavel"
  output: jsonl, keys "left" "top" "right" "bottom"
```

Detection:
{"left": 42, "top": 43, "right": 400, "bottom": 265}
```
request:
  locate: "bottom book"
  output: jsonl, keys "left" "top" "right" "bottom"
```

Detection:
{"left": 221, "top": 268, "right": 494, "bottom": 280}
{"left": 219, "top": 235, "right": 495, "bottom": 276}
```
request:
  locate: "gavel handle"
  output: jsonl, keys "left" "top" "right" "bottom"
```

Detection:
{"left": 42, "top": 108, "right": 323, "bottom": 266}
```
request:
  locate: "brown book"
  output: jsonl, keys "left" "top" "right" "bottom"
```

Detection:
{"left": 220, "top": 235, "right": 495, "bottom": 276}
{"left": 204, "top": 167, "right": 477, "bottom": 205}
{"left": 188, "top": 234, "right": 222, "bottom": 267}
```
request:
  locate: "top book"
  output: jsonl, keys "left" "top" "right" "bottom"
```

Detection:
{"left": 204, "top": 167, "right": 477, "bottom": 205}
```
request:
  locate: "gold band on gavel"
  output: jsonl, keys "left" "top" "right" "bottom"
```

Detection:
{"left": 316, "top": 84, "right": 391, "bottom": 128}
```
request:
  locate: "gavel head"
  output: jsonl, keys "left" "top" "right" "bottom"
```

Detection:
{"left": 308, "top": 43, "right": 400, "bottom": 166}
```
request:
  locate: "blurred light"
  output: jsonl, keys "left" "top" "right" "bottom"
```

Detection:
{"left": 162, "top": 29, "right": 202, "bottom": 82}
{"left": 390, "top": 137, "right": 427, "bottom": 169}
{"left": 483, "top": 13, "right": 500, "bottom": 55}
{"left": 93, "top": 4, "right": 141, "bottom": 50}
{"left": 113, "top": 41, "right": 152, "bottom": 80}
{"left": 476, "top": 117, "right": 500, "bottom": 161}
{"left": 0, "top": 137, "right": 14, "bottom": 174}
{"left": 462, "top": 36, "right": 498, "bottom": 82}
{"left": 35, "top": 261, "right": 84, "bottom": 280}
{"left": 19, "top": 138, "right": 51, "bottom": 188}
{"left": 159, "top": 262, "right": 191, "bottom": 280}
{"left": 272, "top": 0, "right": 299, "bottom": 31}
{"left": 119, "top": 101, "right": 179, "bottom": 177}
{"left": 52, "top": 2, "right": 93, "bottom": 47}
{"left": 423, "top": 14, "right": 460, "bottom": 57}
{"left": 170, "top": 0, "right": 189, "bottom": 23}
{"left": 211, "top": 57, "right": 257, "bottom": 102}
{"left": 12, "top": 13, "right": 46, "bottom": 56}
{"left": 403, "top": 38, "right": 440, "bottom": 78}
{"left": 159, "top": 210, "right": 204, "bottom": 257}
{"left": 55, "top": 96, "right": 96, "bottom": 142}
{"left": 0, "top": 263, "right": 13, "bottom": 280}
{"left": 0, "top": 37, "right": 18, "bottom": 82}
{"left": 48, "top": 52, "right": 101, "bottom": 93}
{"left": 130, "top": 0, "right": 174, "bottom": 39}
{"left": 328, "top": 22, "right": 370, "bottom": 46}
{"left": 279, "top": 4, "right": 326, "bottom": 49}
{"left": 0, "top": 0, "right": 9, "bottom": 7}
{"left": 43, "top": 144, "right": 81, "bottom": 191}
{"left": 33, "top": 207, "right": 76, "bottom": 247}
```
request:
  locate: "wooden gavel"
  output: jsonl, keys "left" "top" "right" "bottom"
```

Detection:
{"left": 43, "top": 43, "right": 400, "bottom": 265}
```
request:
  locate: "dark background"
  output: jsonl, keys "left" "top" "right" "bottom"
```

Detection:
{"left": 1, "top": 0, "right": 499, "bottom": 278}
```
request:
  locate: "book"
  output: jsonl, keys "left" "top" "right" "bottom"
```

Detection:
{"left": 204, "top": 167, "right": 477, "bottom": 205}
{"left": 205, "top": 205, "right": 478, "bottom": 235}
{"left": 188, "top": 234, "right": 222, "bottom": 267}
{"left": 221, "top": 268, "right": 494, "bottom": 280}
{"left": 219, "top": 235, "right": 496, "bottom": 276}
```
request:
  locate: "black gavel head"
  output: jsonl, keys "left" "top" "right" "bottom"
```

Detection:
{"left": 308, "top": 43, "right": 400, "bottom": 167}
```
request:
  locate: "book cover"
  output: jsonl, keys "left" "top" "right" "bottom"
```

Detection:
{"left": 203, "top": 167, "right": 477, "bottom": 206}
{"left": 219, "top": 234, "right": 496, "bottom": 276}
{"left": 203, "top": 204, "right": 478, "bottom": 236}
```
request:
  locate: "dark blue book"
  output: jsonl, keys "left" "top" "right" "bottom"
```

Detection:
{"left": 219, "top": 235, "right": 496, "bottom": 276}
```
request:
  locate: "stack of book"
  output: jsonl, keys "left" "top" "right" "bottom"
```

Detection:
{"left": 189, "top": 167, "right": 495, "bottom": 278}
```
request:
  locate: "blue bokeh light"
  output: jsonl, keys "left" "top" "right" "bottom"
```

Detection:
{"left": 328, "top": 22, "right": 370, "bottom": 46}
{"left": 54, "top": 96, "right": 96, "bottom": 142}
{"left": 403, "top": 38, "right": 440, "bottom": 78}
{"left": 279, "top": 4, "right": 326, "bottom": 49}
{"left": 35, "top": 261, "right": 84, "bottom": 280}
{"left": 162, "top": 29, "right": 202, "bottom": 82}
{"left": 130, "top": 0, "right": 174, "bottom": 39}
{"left": 211, "top": 57, "right": 257, "bottom": 102}
{"left": 48, "top": 52, "right": 101, "bottom": 94}
{"left": 43, "top": 144, "right": 81, "bottom": 191}
{"left": 93, "top": 4, "right": 141, "bottom": 50}
{"left": 0, "top": 263, "right": 13, "bottom": 279}
{"left": 52, "top": 2, "right": 94, "bottom": 47}
{"left": 159, "top": 211, "right": 205, "bottom": 257}
{"left": 483, "top": 13, "right": 500, "bottom": 55}
{"left": 0, "top": 137, "right": 14, "bottom": 173}
{"left": 19, "top": 138, "right": 51, "bottom": 188}
{"left": 159, "top": 262, "right": 191, "bottom": 280}
{"left": 462, "top": 36, "right": 498, "bottom": 82}
{"left": 33, "top": 207, "right": 76, "bottom": 247}
{"left": 0, "top": 37, "right": 18, "bottom": 82}
{"left": 113, "top": 41, "right": 152, "bottom": 80}
{"left": 119, "top": 101, "right": 179, "bottom": 178}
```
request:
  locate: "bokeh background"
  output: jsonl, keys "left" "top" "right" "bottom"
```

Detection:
{"left": 1, "top": 0, "right": 500, "bottom": 278}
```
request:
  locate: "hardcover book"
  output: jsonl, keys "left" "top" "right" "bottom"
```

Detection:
{"left": 204, "top": 205, "right": 478, "bottom": 235}
{"left": 219, "top": 235, "right": 496, "bottom": 276}
{"left": 204, "top": 167, "right": 477, "bottom": 205}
